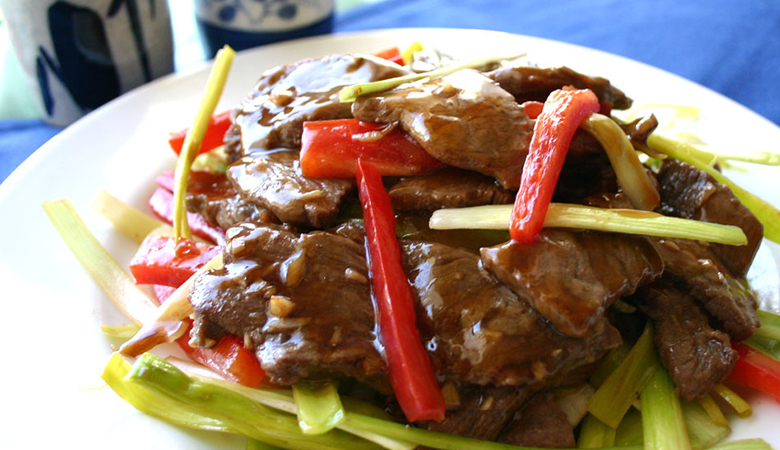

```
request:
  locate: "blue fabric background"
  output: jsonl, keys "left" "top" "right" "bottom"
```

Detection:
{"left": 2, "top": 0, "right": 778, "bottom": 183}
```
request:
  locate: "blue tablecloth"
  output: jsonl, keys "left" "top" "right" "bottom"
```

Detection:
{"left": 2, "top": 0, "right": 779, "bottom": 183}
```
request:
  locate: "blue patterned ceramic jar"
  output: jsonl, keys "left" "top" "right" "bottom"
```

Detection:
{"left": 194, "top": 0, "right": 334, "bottom": 57}
{"left": 0, "top": 0, "right": 174, "bottom": 126}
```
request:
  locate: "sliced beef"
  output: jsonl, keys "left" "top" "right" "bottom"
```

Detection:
{"left": 633, "top": 280, "right": 737, "bottom": 401}
{"left": 654, "top": 237, "right": 758, "bottom": 341}
{"left": 388, "top": 168, "right": 514, "bottom": 212}
{"left": 189, "top": 223, "right": 389, "bottom": 391}
{"left": 424, "top": 386, "right": 533, "bottom": 442}
{"left": 225, "top": 54, "right": 408, "bottom": 160}
{"left": 352, "top": 69, "right": 534, "bottom": 189}
{"left": 657, "top": 159, "right": 763, "bottom": 278}
{"left": 182, "top": 171, "right": 277, "bottom": 230}
{"left": 487, "top": 65, "right": 632, "bottom": 110}
{"left": 499, "top": 393, "right": 576, "bottom": 448}
{"left": 402, "top": 240, "right": 622, "bottom": 387}
{"left": 481, "top": 230, "right": 663, "bottom": 338}
{"left": 227, "top": 149, "right": 354, "bottom": 229}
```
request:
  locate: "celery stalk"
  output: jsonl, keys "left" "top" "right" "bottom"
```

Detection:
{"left": 101, "top": 353, "right": 231, "bottom": 432}
{"left": 588, "top": 323, "right": 659, "bottom": 428}
{"left": 429, "top": 203, "right": 747, "bottom": 246}
{"left": 711, "top": 384, "right": 752, "bottom": 418}
{"left": 247, "top": 439, "right": 287, "bottom": 450}
{"left": 640, "top": 367, "right": 691, "bottom": 450}
{"left": 614, "top": 409, "right": 643, "bottom": 447}
{"left": 42, "top": 199, "right": 158, "bottom": 325}
{"left": 648, "top": 133, "right": 780, "bottom": 244}
{"left": 293, "top": 381, "right": 345, "bottom": 435}
{"left": 577, "top": 414, "right": 616, "bottom": 448}
{"left": 755, "top": 310, "right": 780, "bottom": 341}
{"left": 681, "top": 400, "right": 730, "bottom": 450}
{"left": 696, "top": 394, "right": 728, "bottom": 428}
{"left": 338, "top": 53, "right": 524, "bottom": 102}
{"left": 126, "top": 353, "right": 383, "bottom": 450}
{"left": 589, "top": 343, "right": 631, "bottom": 388}
{"left": 709, "top": 439, "right": 773, "bottom": 450}
{"left": 173, "top": 46, "right": 235, "bottom": 239}
{"left": 580, "top": 114, "right": 660, "bottom": 211}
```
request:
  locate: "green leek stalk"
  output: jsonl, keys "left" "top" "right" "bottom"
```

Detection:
{"left": 755, "top": 310, "right": 780, "bottom": 341}
{"left": 577, "top": 414, "right": 616, "bottom": 448}
{"left": 293, "top": 381, "right": 346, "bottom": 435}
{"left": 711, "top": 384, "right": 752, "bottom": 418}
{"left": 429, "top": 203, "right": 747, "bottom": 246}
{"left": 640, "top": 367, "right": 691, "bottom": 450}
{"left": 42, "top": 199, "right": 158, "bottom": 325}
{"left": 648, "top": 133, "right": 780, "bottom": 244}
{"left": 580, "top": 113, "right": 660, "bottom": 211}
{"left": 744, "top": 336, "right": 780, "bottom": 362}
{"left": 338, "top": 53, "right": 524, "bottom": 102}
{"left": 589, "top": 343, "right": 631, "bottom": 389}
{"left": 173, "top": 45, "right": 235, "bottom": 239}
{"left": 126, "top": 353, "right": 384, "bottom": 450}
{"left": 681, "top": 400, "right": 730, "bottom": 450}
{"left": 247, "top": 440, "right": 287, "bottom": 450}
{"left": 696, "top": 394, "right": 728, "bottom": 428}
{"left": 90, "top": 189, "right": 167, "bottom": 244}
{"left": 588, "top": 322, "right": 659, "bottom": 428}
{"left": 709, "top": 439, "right": 774, "bottom": 450}
{"left": 100, "top": 323, "right": 142, "bottom": 340}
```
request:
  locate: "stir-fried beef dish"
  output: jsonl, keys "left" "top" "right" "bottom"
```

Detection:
{"left": 180, "top": 50, "right": 763, "bottom": 446}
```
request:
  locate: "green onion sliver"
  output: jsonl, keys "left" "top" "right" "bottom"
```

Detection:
{"left": 173, "top": 45, "right": 235, "bottom": 239}
{"left": 588, "top": 322, "right": 659, "bottom": 428}
{"left": 711, "top": 384, "right": 752, "bottom": 418}
{"left": 90, "top": 189, "right": 167, "bottom": 244}
{"left": 681, "top": 400, "right": 730, "bottom": 450}
{"left": 293, "top": 381, "right": 346, "bottom": 435}
{"left": 648, "top": 133, "right": 780, "bottom": 244}
{"left": 338, "top": 52, "right": 524, "bottom": 103}
{"left": 43, "top": 199, "right": 158, "bottom": 324}
{"left": 640, "top": 367, "right": 691, "bottom": 450}
{"left": 429, "top": 203, "right": 747, "bottom": 246}
{"left": 581, "top": 114, "right": 660, "bottom": 211}
{"left": 755, "top": 310, "right": 780, "bottom": 341}
{"left": 577, "top": 413, "right": 616, "bottom": 448}
{"left": 709, "top": 439, "right": 774, "bottom": 450}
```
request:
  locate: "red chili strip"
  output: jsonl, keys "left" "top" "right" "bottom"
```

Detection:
{"left": 373, "top": 47, "right": 404, "bottom": 65}
{"left": 727, "top": 342, "right": 780, "bottom": 403}
{"left": 510, "top": 88, "right": 600, "bottom": 243}
{"left": 168, "top": 110, "right": 232, "bottom": 155}
{"left": 301, "top": 119, "right": 444, "bottom": 179}
{"left": 129, "top": 235, "right": 222, "bottom": 287}
{"left": 356, "top": 159, "right": 446, "bottom": 423}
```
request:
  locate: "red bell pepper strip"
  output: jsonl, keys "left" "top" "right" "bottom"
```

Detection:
{"left": 148, "top": 187, "right": 226, "bottom": 245}
{"left": 168, "top": 110, "right": 232, "bottom": 155}
{"left": 129, "top": 234, "right": 222, "bottom": 287}
{"left": 356, "top": 159, "right": 446, "bottom": 423}
{"left": 727, "top": 342, "right": 780, "bottom": 403}
{"left": 300, "top": 119, "right": 444, "bottom": 179}
{"left": 373, "top": 47, "right": 404, "bottom": 65}
{"left": 520, "top": 101, "right": 544, "bottom": 120}
{"left": 175, "top": 319, "right": 265, "bottom": 388}
{"left": 509, "top": 88, "right": 600, "bottom": 243}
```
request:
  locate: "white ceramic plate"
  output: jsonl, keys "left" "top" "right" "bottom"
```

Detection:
{"left": 0, "top": 28, "right": 778, "bottom": 449}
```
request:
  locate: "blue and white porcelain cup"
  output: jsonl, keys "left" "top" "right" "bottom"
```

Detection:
{"left": 0, "top": 0, "right": 174, "bottom": 127}
{"left": 194, "top": 0, "right": 334, "bottom": 58}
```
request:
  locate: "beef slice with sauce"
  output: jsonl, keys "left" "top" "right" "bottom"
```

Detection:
{"left": 653, "top": 237, "right": 758, "bottom": 341}
{"left": 351, "top": 69, "right": 534, "bottom": 189}
{"left": 657, "top": 159, "right": 763, "bottom": 278}
{"left": 228, "top": 149, "right": 354, "bottom": 229}
{"left": 487, "top": 65, "right": 632, "bottom": 111}
{"left": 224, "top": 53, "right": 408, "bottom": 161}
{"left": 189, "top": 223, "right": 389, "bottom": 391}
{"left": 402, "top": 240, "right": 622, "bottom": 387}
{"left": 389, "top": 168, "right": 514, "bottom": 212}
{"left": 481, "top": 230, "right": 663, "bottom": 338}
{"left": 632, "top": 280, "right": 737, "bottom": 401}
{"left": 498, "top": 392, "right": 576, "bottom": 448}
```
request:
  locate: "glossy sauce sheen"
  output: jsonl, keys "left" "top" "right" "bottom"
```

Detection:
{"left": 233, "top": 54, "right": 408, "bottom": 153}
